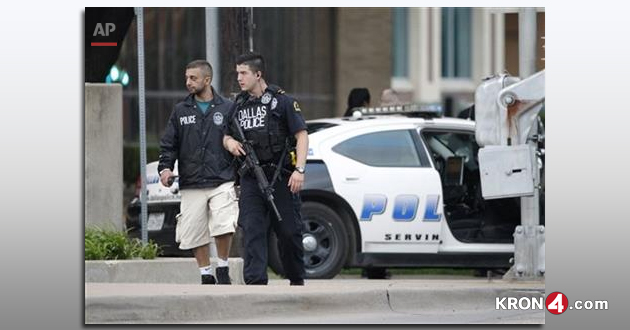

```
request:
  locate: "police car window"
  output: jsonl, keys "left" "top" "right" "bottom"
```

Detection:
{"left": 422, "top": 131, "right": 479, "bottom": 171}
{"left": 332, "top": 130, "right": 422, "bottom": 167}
{"left": 306, "top": 122, "right": 338, "bottom": 135}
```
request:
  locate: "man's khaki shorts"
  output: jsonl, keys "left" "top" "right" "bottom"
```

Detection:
{"left": 175, "top": 181, "right": 238, "bottom": 250}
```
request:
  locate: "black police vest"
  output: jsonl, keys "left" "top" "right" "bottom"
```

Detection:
{"left": 236, "top": 89, "right": 289, "bottom": 163}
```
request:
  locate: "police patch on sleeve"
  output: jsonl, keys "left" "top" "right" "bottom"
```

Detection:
{"left": 293, "top": 101, "right": 301, "bottom": 112}
{"left": 271, "top": 97, "right": 278, "bottom": 110}
{"left": 261, "top": 92, "right": 272, "bottom": 105}
{"left": 213, "top": 112, "right": 224, "bottom": 125}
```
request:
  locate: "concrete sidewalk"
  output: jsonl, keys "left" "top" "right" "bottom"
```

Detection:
{"left": 85, "top": 278, "right": 545, "bottom": 324}
{"left": 85, "top": 257, "right": 244, "bottom": 284}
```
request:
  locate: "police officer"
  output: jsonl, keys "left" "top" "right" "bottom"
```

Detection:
{"left": 223, "top": 52, "right": 309, "bottom": 285}
{"left": 158, "top": 60, "right": 238, "bottom": 285}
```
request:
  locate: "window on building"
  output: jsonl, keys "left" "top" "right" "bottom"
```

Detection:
{"left": 392, "top": 8, "right": 409, "bottom": 78}
{"left": 441, "top": 8, "right": 472, "bottom": 78}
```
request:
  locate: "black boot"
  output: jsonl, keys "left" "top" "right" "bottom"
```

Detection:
{"left": 216, "top": 267, "right": 231, "bottom": 285}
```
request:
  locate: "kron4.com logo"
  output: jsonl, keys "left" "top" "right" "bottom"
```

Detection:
{"left": 496, "top": 291, "right": 608, "bottom": 314}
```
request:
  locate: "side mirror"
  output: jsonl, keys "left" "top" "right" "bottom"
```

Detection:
{"left": 444, "top": 156, "right": 464, "bottom": 186}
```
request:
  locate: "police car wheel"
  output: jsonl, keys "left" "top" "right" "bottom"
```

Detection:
{"left": 268, "top": 202, "right": 348, "bottom": 279}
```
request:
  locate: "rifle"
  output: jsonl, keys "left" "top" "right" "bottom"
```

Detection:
{"left": 231, "top": 116, "right": 283, "bottom": 222}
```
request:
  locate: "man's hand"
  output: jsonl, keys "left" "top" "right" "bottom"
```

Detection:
{"left": 225, "top": 137, "right": 246, "bottom": 156}
{"left": 160, "top": 169, "right": 174, "bottom": 187}
{"left": 288, "top": 170, "right": 304, "bottom": 193}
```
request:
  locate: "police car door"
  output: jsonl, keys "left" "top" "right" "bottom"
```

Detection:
{"left": 321, "top": 124, "right": 443, "bottom": 254}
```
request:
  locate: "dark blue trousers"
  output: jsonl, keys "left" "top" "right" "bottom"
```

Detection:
{"left": 238, "top": 172, "right": 305, "bottom": 284}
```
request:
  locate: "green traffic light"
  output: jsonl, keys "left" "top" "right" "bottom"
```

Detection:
{"left": 121, "top": 72, "right": 130, "bottom": 86}
{"left": 110, "top": 66, "right": 120, "bottom": 81}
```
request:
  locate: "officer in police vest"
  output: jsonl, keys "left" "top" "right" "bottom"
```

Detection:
{"left": 223, "top": 52, "right": 309, "bottom": 285}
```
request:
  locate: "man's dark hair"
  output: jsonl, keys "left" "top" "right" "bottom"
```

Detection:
{"left": 185, "top": 60, "right": 213, "bottom": 80}
{"left": 236, "top": 52, "right": 266, "bottom": 77}
{"left": 347, "top": 88, "right": 371, "bottom": 111}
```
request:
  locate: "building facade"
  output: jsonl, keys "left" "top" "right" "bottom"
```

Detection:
{"left": 114, "top": 7, "right": 545, "bottom": 148}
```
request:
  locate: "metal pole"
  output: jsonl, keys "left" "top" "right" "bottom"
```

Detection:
{"left": 205, "top": 7, "right": 220, "bottom": 92}
{"left": 510, "top": 8, "right": 542, "bottom": 280}
{"left": 205, "top": 7, "right": 220, "bottom": 260}
{"left": 519, "top": 8, "right": 537, "bottom": 78}
{"left": 135, "top": 7, "right": 148, "bottom": 244}
{"left": 248, "top": 8, "right": 254, "bottom": 52}
{"left": 518, "top": 9, "right": 539, "bottom": 229}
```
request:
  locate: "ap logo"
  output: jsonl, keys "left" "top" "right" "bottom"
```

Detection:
{"left": 93, "top": 23, "right": 116, "bottom": 36}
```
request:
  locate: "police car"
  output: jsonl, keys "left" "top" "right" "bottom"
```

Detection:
{"left": 127, "top": 105, "right": 544, "bottom": 278}
{"left": 269, "top": 104, "right": 544, "bottom": 279}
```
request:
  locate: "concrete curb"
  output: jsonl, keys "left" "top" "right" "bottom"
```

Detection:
{"left": 85, "top": 280, "right": 545, "bottom": 323}
{"left": 85, "top": 258, "right": 244, "bottom": 284}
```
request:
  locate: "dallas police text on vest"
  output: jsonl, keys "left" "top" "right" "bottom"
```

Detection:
{"left": 238, "top": 106, "right": 267, "bottom": 130}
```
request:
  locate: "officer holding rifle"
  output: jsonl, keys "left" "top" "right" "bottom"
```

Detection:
{"left": 223, "top": 52, "right": 308, "bottom": 286}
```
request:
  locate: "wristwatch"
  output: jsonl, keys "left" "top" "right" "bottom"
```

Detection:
{"left": 295, "top": 166, "right": 305, "bottom": 174}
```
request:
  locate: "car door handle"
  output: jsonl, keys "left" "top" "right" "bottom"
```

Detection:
{"left": 345, "top": 177, "right": 360, "bottom": 181}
